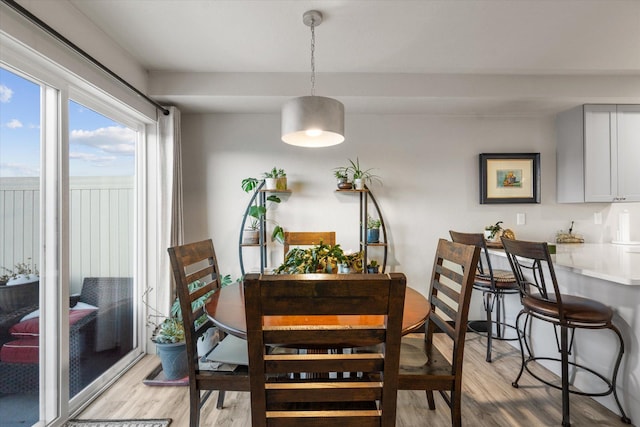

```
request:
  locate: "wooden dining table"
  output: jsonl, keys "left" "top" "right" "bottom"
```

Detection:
{"left": 204, "top": 280, "right": 430, "bottom": 341}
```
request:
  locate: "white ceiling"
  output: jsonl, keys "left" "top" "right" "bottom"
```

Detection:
{"left": 66, "top": 0, "right": 640, "bottom": 115}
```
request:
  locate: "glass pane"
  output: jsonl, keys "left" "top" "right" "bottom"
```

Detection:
{"left": 0, "top": 67, "right": 41, "bottom": 426}
{"left": 68, "top": 100, "right": 135, "bottom": 398}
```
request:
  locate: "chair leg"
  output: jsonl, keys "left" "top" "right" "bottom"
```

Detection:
{"left": 216, "top": 390, "right": 226, "bottom": 409}
{"left": 485, "top": 292, "right": 493, "bottom": 363}
{"left": 560, "top": 326, "right": 571, "bottom": 427}
{"left": 425, "top": 390, "right": 436, "bottom": 410}
{"left": 451, "top": 387, "right": 462, "bottom": 427}
{"left": 512, "top": 311, "right": 526, "bottom": 388}
{"left": 189, "top": 386, "right": 200, "bottom": 427}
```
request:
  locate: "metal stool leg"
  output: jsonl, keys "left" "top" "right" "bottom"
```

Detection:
{"left": 610, "top": 324, "right": 632, "bottom": 424}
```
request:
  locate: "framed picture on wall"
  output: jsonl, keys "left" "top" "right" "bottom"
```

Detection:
{"left": 479, "top": 153, "right": 540, "bottom": 204}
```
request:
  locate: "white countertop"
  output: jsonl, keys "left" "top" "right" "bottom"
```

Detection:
{"left": 490, "top": 243, "right": 640, "bottom": 286}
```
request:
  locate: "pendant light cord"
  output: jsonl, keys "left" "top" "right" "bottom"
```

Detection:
{"left": 310, "top": 19, "right": 316, "bottom": 96}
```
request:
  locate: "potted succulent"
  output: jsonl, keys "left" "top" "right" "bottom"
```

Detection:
{"left": 366, "top": 259, "right": 380, "bottom": 274}
{"left": 333, "top": 167, "right": 352, "bottom": 190}
{"left": 344, "top": 158, "right": 380, "bottom": 190}
{"left": 263, "top": 167, "right": 287, "bottom": 191}
{"left": 484, "top": 221, "right": 504, "bottom": 241}
{"left": 151, "top": 317, "right": 188, "bottom": 380}
{"left": 241, "top": 177, "right": 285, "bottom": 245}
{"left": 150, "top": 277, "right": 232, "bottom": 380}
{"left": 367, "top": 215, "right": 382, "bottom": 243}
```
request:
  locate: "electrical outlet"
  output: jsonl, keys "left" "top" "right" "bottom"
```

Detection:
{"left": 516, "top": 213, "right": 526, "bottom": 225}
{"left": 594, "top": 212, "right": 602, "bottom": 225}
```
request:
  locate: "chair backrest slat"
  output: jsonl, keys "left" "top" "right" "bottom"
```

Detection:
{"left": 245, "top": 273, "right": 406, "bottom": 427}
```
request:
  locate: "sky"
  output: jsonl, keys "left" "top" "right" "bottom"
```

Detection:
{"left": 0, "top": 67, "right": 135, "bottom": 177}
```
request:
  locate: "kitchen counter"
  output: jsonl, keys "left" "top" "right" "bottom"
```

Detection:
{"left": 489, "top": 243, "right": 640, "bottom": 286}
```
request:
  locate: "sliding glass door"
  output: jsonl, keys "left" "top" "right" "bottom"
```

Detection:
{"left": 0, "top": 67, "right": 42, "bottom": 427}
{"left": 0, "top": 60, "right": 144, "bottom": 426}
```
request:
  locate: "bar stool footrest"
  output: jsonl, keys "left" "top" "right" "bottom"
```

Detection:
{"left": 522, "top": 356, "right": 614, "bottom": 398}
{"left": 468, "top": 320, "right": 519, "bottom": 341}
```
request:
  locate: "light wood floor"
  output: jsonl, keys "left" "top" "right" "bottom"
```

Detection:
{"left": 77, "top": 333, "right": 630, "bottom": 426}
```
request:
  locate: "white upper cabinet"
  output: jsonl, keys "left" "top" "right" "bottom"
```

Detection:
{"left": 556, "top": 104, "right": 640, "bottom": 203}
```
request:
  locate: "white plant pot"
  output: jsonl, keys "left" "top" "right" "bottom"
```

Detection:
{"left": 264, "top": 178, "right": 277, "bottom": 190}
{"left": 354, "top": 178, "right": 364, "bottom": 190}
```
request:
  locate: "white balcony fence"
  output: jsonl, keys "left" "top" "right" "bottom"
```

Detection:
{"left": 0, "top": 176, "right": 133, "bottom": 293}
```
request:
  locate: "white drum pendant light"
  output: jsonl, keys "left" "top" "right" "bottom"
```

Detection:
{"left": 282, "top": 10, "right": 345, "bottom": 147}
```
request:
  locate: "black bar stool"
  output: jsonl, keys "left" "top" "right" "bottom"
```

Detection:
{"left": 502, "top": 238, "right": 631, "bottom": 427}
{"left": 449, "top": 231, "right": 520, "bottom": 362}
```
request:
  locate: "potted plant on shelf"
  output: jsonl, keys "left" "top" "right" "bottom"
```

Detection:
{"left": 367, "top": 215, "right": 381, "bottom": 243}
{"left": 484, "top": 221, "right": 504, "bottom": 242}
{"left": 366, "top": 259, "right": 380, "bottom": 274}
{"left": 345, "top": 158, "right": 380, "bottom": 190}
{"left": 263, "top": 167, "right": 287, "bottom": 191}
{"left": 241, "top": 177, "right": 285, "bottom": 244}
{"left": 333, "top": 167, "right": 352, "bottom": 190}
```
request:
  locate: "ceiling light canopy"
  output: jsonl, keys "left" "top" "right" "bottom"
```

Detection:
{"left": 281, "top": 10, "right": 345, "bottom": 148}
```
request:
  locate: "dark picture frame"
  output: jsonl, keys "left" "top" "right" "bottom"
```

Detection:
{"left": 479, "top": 153, "right": 540, "bottom": 204}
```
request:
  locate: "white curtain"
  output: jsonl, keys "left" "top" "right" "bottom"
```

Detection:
{"left": 158, "top": 106, "right": 184, "bottom": 302}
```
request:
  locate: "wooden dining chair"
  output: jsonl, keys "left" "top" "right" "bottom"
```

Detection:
{"left": 283, "top": 231, "right": 336, "bottom": 255}
{"left": 449, "top": 230, "right": 520, "bottom": 362}
{"left": 167, "top": 239, "right": 250, "bottom": 427}
{"left": 398, "top": 239, "right": 480, "bottom": 427}
{"left": 244, "top": 272, "right": 407, "bottom": 427}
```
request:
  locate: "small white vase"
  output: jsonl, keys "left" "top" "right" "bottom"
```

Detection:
{"left": 354, "top": 178, "right": 364, "bottom": 190}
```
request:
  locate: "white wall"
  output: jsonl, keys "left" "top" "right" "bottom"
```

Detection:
{"left": 181, "top": 112, "right": 640, "bottom": 296}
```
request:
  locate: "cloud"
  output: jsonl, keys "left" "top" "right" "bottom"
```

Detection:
{"left": 0, "top": 84, "right": 12, "bottom": 103}
{"left": 70, "top": 126, "right": 135, "bottom": 155}
{"left": 0, "top": 162, "right": 40, "bottom": 177}
{"left": 69, "top": 151, "right": 118, "bottom": 166}
{"left": 5, "top": 119, "right": 23, "bottom": 129}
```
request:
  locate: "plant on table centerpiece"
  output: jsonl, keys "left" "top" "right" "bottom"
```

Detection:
{"left": 263, "top": 167, "right": 287, "bottom": 191}
{"left": 275, "top": 242, "right": 359, "bottom": 275}
{"left": 484, "top": 221, "right": 503, "bottom": 241}
{"left": 241, "top": 176, "right": 285, "bottom": 244}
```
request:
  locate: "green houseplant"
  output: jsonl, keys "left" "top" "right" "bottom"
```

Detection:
{"left": 484, "top": 221, "right": 503, "bottom": 241}
{"left": 366, "top": 259, "right": 380, "bottom": 274}
{"left": 333, "top": 167, "right": 352, "bottom": 189}
{"left": 344, "top": 158, "right": 380, "bottom": 190}
{"left": 263, "top": 167, "right": 287, "bottom": 191}
{"left": 150, "top": 277, "right": 232, "bottom": 380}
{"left": 274, "top": 243, "right": 363, "bottom": 275}
{"left": 241, "top": 177, "right": 285, "bottom": 244}
{"left": 367, "top": 215, "right": 381, "bottom": 243}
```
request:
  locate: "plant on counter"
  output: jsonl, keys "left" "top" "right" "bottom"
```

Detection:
{"left": 484, "top": 221, "right": 504, "bottom": 241}
{"left": 263, "top": 167, "right": 287, "bottom": 191}
{"left": 241, "top": 176, "right": 285, "bottom": 243}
